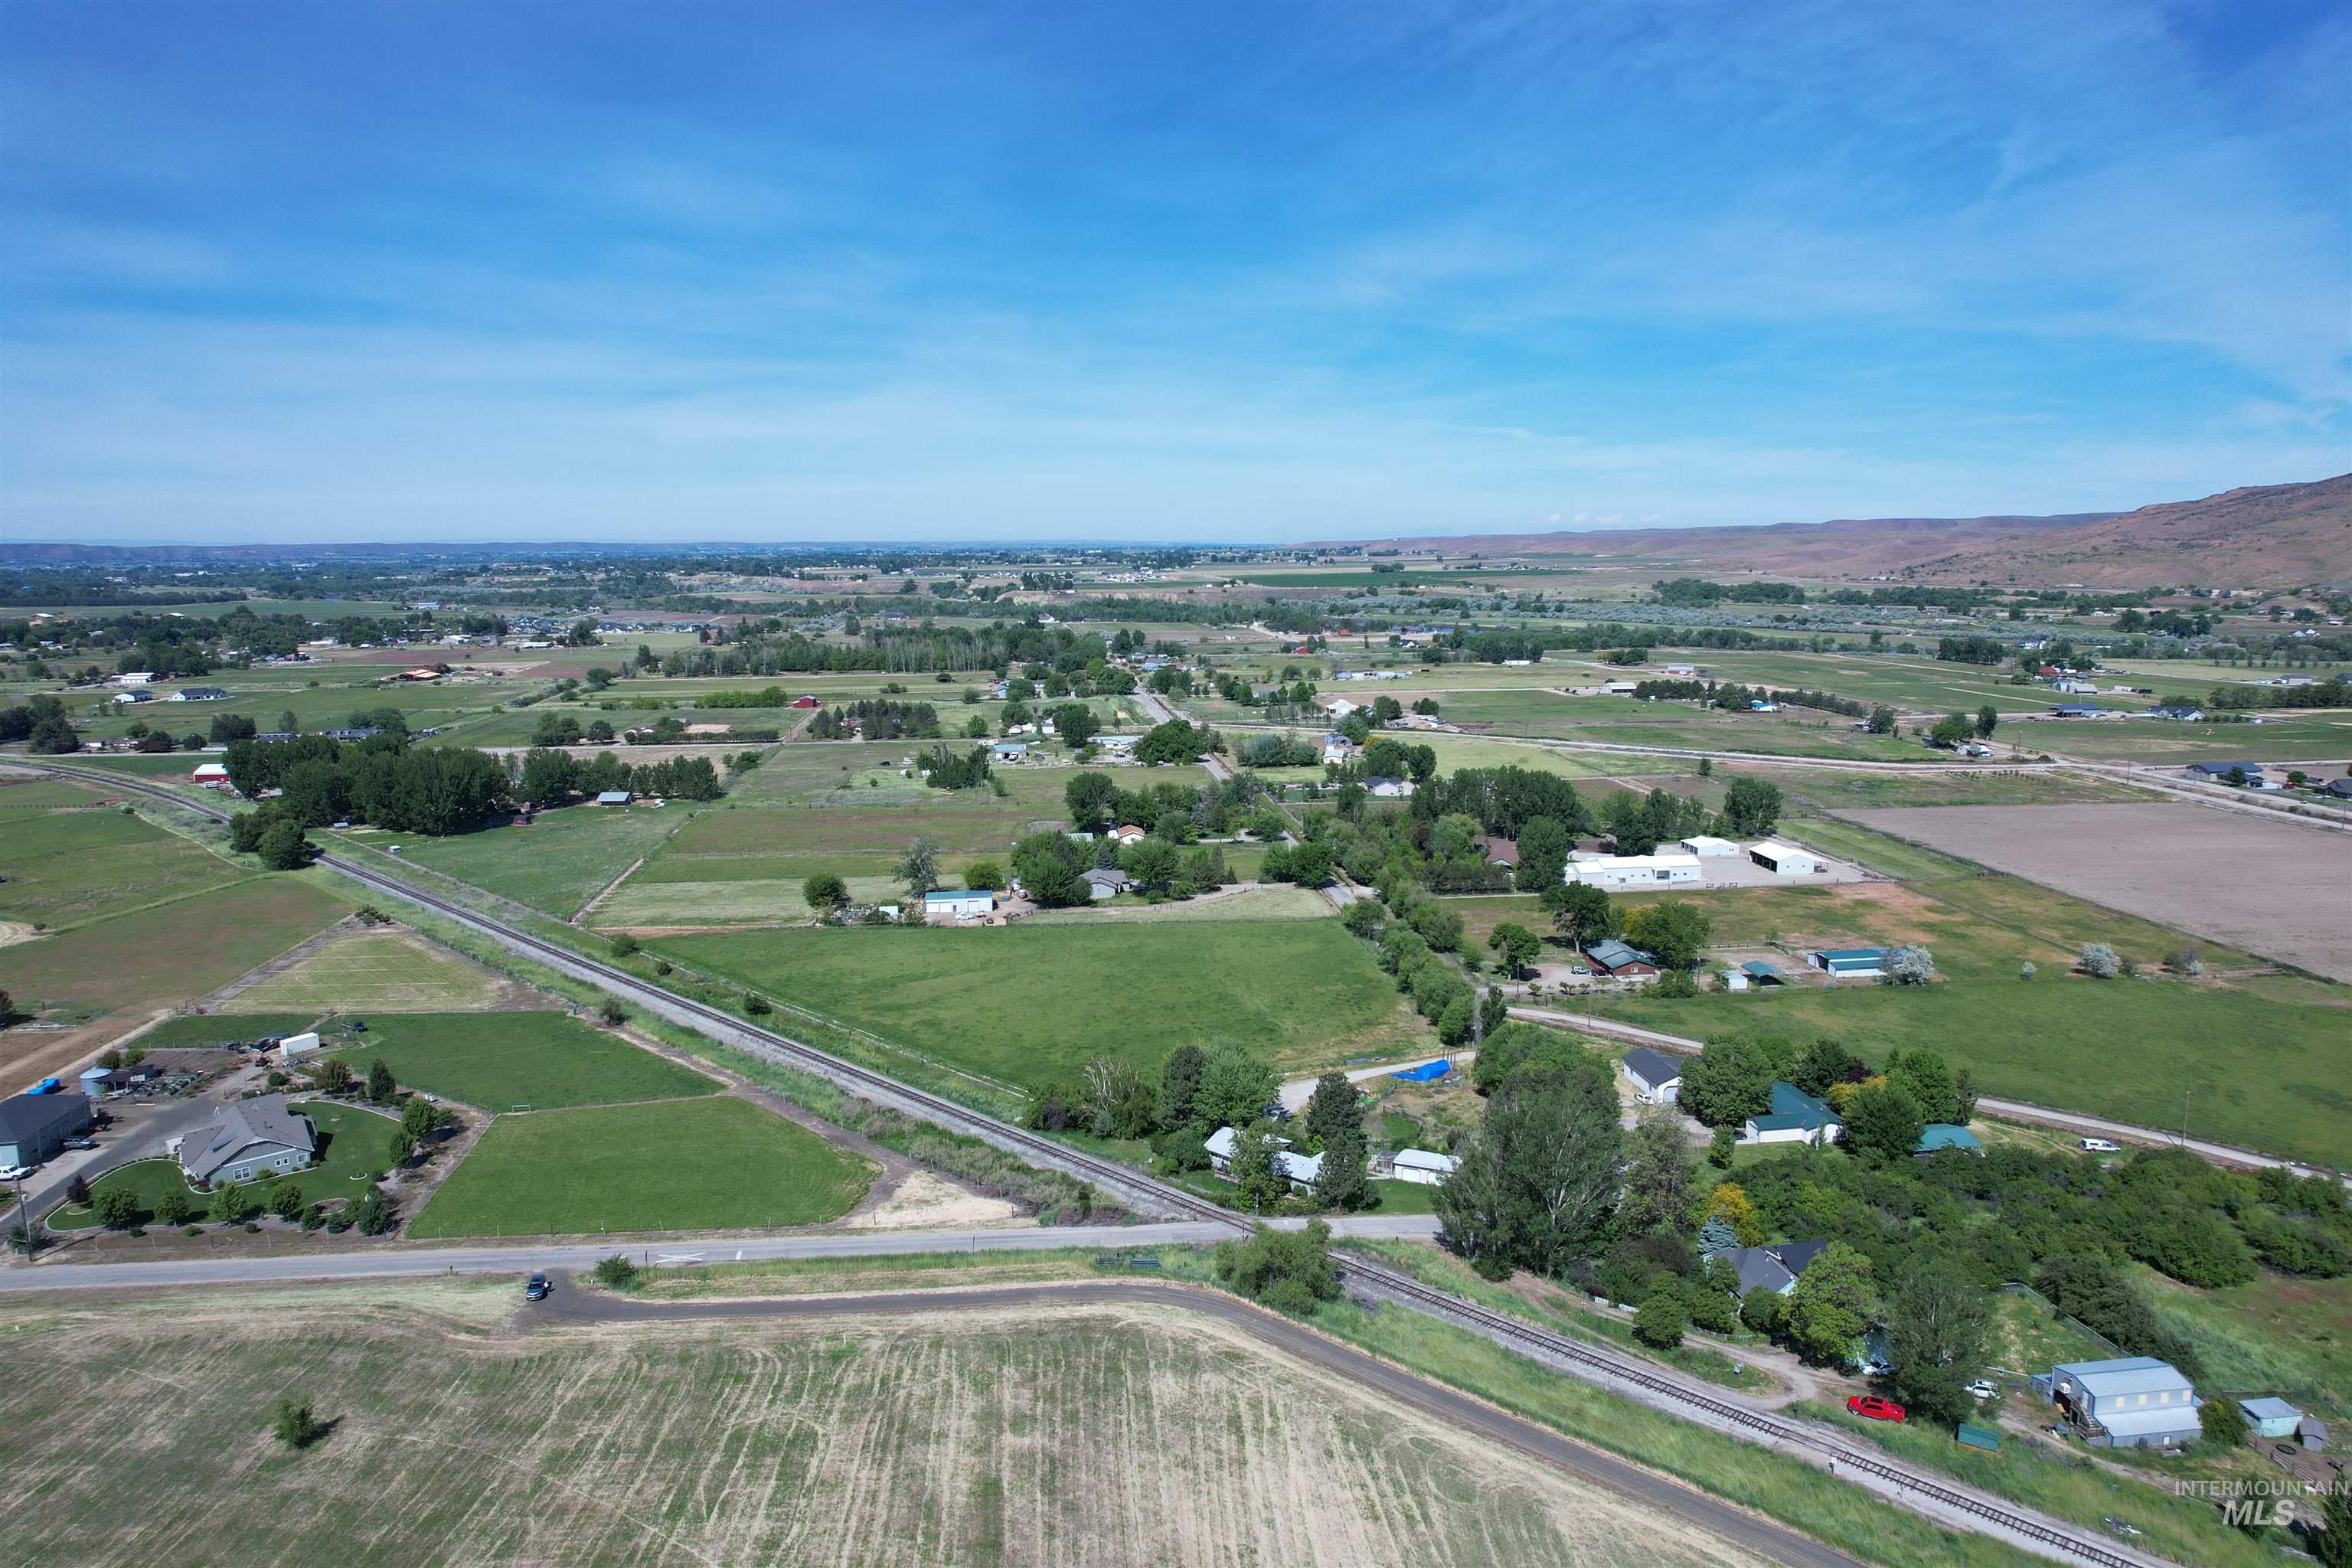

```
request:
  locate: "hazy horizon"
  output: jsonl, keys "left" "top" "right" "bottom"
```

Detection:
{"left": 5, "top": 2, "right": 2346, "bottom": 545}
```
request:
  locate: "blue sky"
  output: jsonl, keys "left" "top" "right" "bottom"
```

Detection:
{"left": 2, "top": 1, "right": 2346, "bottom": 544}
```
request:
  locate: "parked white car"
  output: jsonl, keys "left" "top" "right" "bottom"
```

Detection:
{"left": 2078, "top": 1138, "right": 2121, "bottom": 1152}
{"left": 0, "top": 1165, "right": 32, "bottom": 1182}
{"left": 1965, "top": 1380, "right": 1998, "bottom": 1400}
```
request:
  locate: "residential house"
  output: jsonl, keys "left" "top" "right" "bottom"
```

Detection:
{"left": 1472, "top": 835, "right": 1519, "bottom": 869}
{"left": 1712, "top": 1240, "right": 1831, "bottom": 1297}
{"left": 109, "top": 690, "right": 153, "bottom": 705}
{"left": 2148, "top": 706, "right": 2203, "bottom": 721}
{"left": 1582, "top": 939, "right": 1659, "bottom": 979}
{"left": 0, "top": 1091, "right": 95, "bottom": 1169}
{"left": 990, "top": 741, "right": 1029, "bottom": 763}
{"left": 2184, "top": 761, "right": 2265, "bottom": 782}
{"left": 178, "top": 1093, "right": 318, "bottom": 1187}
{"left": 2039, "top": 1358, "right": 2202, "bottom": 1450}
{"left": 112, "top": 671, "right": 156, "bottom": 686}
{"left": 1747, "top": 840, "right": 1823, "bottom": 875}
{"left": 1110, "top": 824, "right": 1148, "bottom": 847}
{"left": 1620, "top": 1047, "right": 1682, "bottom": 1103}
{"left": 2047, "top": 704, "right": 2112, "bottom": 719}
{"left": 169, "top": 686, "right": 229, "bottom": 701}
{"left": 1362, "top": 776, "right": 1414, "bottom": 798}
{"left": 1096, "top": 735, "right": 1138, "bottom": 756}
{"left": 1204, "top": 1127, "right": 1321, "bottom": 1188}
{"left": 1564, "top": 851, "right": 1701, "bottom": 888}
{"left": 1321, "top": 733, "right": 1352, "bottom": 765}
{"left": 1081, "top": 868, "right": 1135, "bottom": 901}
{"left": 922, "top": 890, "right": 995, "bottom": 922}
{"left": 1740, "top": 1082, "right": 1841, "bottom": 1145}
{"left": 2324, "top": 778, "right": 2352, "bottom": 799}
{"left": 1322, "top": 697, "right": 1361, "bottom": 719}
{"left": 1806, "top": 946, "right": 1888, "bottom": 979}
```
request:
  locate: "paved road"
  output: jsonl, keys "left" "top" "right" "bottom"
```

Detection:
{"left": 1508, "top": 1007, "right": 2342, "bottom": 1179}
{"left": 0, "top": 1214, "right": 1442, "bottom": 1293}
{"left": 528, "top": 1274, "right": 1865, "bottom": 1568}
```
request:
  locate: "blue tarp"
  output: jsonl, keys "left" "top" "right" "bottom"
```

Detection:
{"left": 1390, "top": 1060, "right": 1452, "bottom": 1083}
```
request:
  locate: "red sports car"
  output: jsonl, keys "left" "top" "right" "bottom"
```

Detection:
{"left": 1847, "top": 1394, "right": 1906, "bottom": 1423}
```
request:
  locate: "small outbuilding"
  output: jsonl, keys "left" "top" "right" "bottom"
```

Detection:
{"left": 1678, "top": 835, "right": 1743, "bottom": 858}
{"left": 1621, "top": 1047, "right": 1682, "bottom": 1104}
{"left": 2239, "top": 1397, "right": 2302, "bottom": 1439}
{"left": 1387, "top": 1148, "right": 1459, "bottom": 1185}
{"left": 0, "top": 1091, "right": 95, "bottom": 1169}
{"left": 1564, "top": 852, "right": 1701, "bottom": 889}
{"left": 595, "top": 790, "right": 634, "bottom": 806}
{"left": 1081, "top": 868, "right": 1135, "bottom": 901}
{"left": 191, "top": 762, "right": 230, "bottom": 784}
{"left": 278, "top": 1031, "right": 324, "bottom": 1060}
{"left": 1582, "top": 939, "right": 1660, "bottom": 979}
{"left": 1916, "top": 1123, "right": 1983, "bottom": 1155}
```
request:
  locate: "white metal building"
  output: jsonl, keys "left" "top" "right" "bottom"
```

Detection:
{"left": 1748, "top": 839, "right": 1823, "bottom": 875}
{"left": 1678, "top": 835, "right": 1743, "bottom": 858}
{"left": 1565, "top": 852, "right": 1702, "bottom": 888}
{"left": 1387, "top": 1148, "right": 1460, "bottom": 1185}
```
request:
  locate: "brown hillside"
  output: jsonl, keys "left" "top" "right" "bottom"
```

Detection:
{"left": 1304, "top": 475, "right": 2351, "bottom": 588}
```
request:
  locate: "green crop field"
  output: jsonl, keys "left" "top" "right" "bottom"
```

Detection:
{"left": 385, "top": 804, "right": 697, "bottom": 918}
{"left": 660, "top": 918, "right": 1423, "bottom": 1082}
{"left": 2028, "top": 712, "right": 2352, "bottom": 763}
{"left": 0, "top": 876, "right": 348, "bottom": 1025}
{"left": 225, "top": 930, "right": 511, "bottom": 1012}
{"left": 47, "top": 1102, "right": 400, "bottom": 1230}
{"left": 0, "top": 802, "right": 249, "bottom": 930}
{"left": 323, "top": 1010, "right": 718, "bottom": 1111}
{"left": 407, "top": 1095, "right": 874, "bottom": 1236}
{"left": 1757, "top": 768, "right": 2146, "bottom": 809}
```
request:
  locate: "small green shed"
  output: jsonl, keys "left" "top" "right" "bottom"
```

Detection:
{"left": 1956, "top": 1423, "right": 2002, "bottom": 1452}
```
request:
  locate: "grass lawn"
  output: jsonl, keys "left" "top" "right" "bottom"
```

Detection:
{"left": 1021, "top": 885, "right": 1333, "bottom": 924}
{"left": 406, "top": 1096, "right": 874, "bottom": 1237}
{"left": 658, "top": 918, "right": 1424, "bottom": 1083}
{"left": 47, "top": 1101, "right": 400, "bottom": 1229}
{"left": 387, "top": 805, "right": 694, "bottom": 918}
{"left": 1777, "top": 816, "right": 1983, "bottom": 879}
{"left": 0, "top": 804, "right": 248, "bottom": 930}
{"left": 225, "top": 930, "right": 508, "bottom": 1012}
{"left": 1759, "top": 768, "right": 2148, "bottom": 809}
{"left": 323, "top": 1011, "right": 718, "bottom": 1112}
{"left": 0, "top": 876, "right": 348, "bottom": 1023}
{"left": 132, "top": 1011, "right": 321, "bottom": 1050}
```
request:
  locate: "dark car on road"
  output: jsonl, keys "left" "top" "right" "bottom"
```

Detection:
{"left": 524, "top": 1273, "right": 551, "bottom": 1301}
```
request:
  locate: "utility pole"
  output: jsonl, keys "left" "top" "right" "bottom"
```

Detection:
{"left": 2181, "top": 1090, "right": 2190, "bottom": 1148}
{"left": 9, "top": 1170, "right": 28, "bottom": 1261}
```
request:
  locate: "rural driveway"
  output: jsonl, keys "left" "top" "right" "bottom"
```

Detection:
{"left": 0, "top": 1214, "right": 1441, "bottom": 1293}
{"left": 1279, "top": 1051, "right": 1472, "bottom": 1110}
{"left": 8, "top": 1093, "right": 225, "bottom": 1231}
{"left": 530, "top": 1275, "right": 1867, "bottom": 1568}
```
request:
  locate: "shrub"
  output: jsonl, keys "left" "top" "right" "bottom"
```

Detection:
{"left": 592, "top": 1253, "right": 640, "bottom": 1289}
{"left": 272, "top": 1396, "right": 327, "bottom": 1449}
{"left": 1650, "top": 969, "right": 1697, "bottom": 999}
{"left": 1884, "top": 946, "right": 1936, "bottom": 986}
{"left": 2019, "top": 961, "right": 2035, "bottom": 981}
{"left": 609, "top": 934, "right": 640, "bottom": 958}
{"left": 743, "top": 993, "right": 772, "bottom": 1016}
{"left": 597, "top": 999, "right": 628, "bottom": 1027}
{"left": 1634, "top": 1284, "right": 1687, "bottom": 1349}
{"left": 1740, "top": 1285, "right": 1785, "bottom": 1335}
{"left": 1213, "top": 1221, "right": 1341, "bottom": 1316}
{"left": 2078, "top": 943, "right": 2122, "bottom": 978}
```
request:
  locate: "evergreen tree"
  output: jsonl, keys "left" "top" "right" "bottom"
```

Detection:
{"left": 1312, "top": 1122, "right": 1374, "bottom": 1213}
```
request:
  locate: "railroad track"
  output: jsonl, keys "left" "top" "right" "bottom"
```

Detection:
{"left": 31, "top": 761, "right": 2181, "bottom": 1568}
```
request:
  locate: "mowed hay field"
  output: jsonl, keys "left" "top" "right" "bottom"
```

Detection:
{"left": 662, "top": 919, "right": 1425, "bottom": 1081}
{"left": 0, "top": 877, "right": 348, "bottom": 1081}
{"left": 325, "top": 1011, "right": 719, "bottom": 1112}
{"left": 407, "top": 1096, "right": 874, "bottom": 1237}
{"left": 0, "top": 1294, "right": 1762, "bottom": 1568}
{"left": 225, "top": 929, "right": 511, "bottom": 1012}
{"left": 0, "top": 796, "right": 250, "bottom": 930}
{"left": 385, "top": 804, "right": 698, "bottom": 919}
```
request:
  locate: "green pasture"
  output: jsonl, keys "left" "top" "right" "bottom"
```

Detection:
{"left": 658, "top": 918, "right": 1423, "bottom": 1082}
{"left": 406, "top": 1095, "right": 874, "bottom": 1237}
{"left": 322, "top": 1010, "right": 717, "bottom": 1111}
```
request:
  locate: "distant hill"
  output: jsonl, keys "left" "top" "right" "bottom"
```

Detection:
{"left": 1307, "top": 475, "right": 2352, "bottom": 588}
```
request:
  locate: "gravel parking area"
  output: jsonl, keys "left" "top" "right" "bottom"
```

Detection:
{"left": 1837, "top": 804, "right": 2352, "bottom": 980}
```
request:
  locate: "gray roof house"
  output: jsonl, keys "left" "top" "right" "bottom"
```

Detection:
{"left": 0, "top": 1092, "right": 94, "bottom": 1169}
{"left": 1082, "top": 867, "right": 1135, "bottom": 900}
{"left": 1715, "top": 1240, "right": 1831, "bottom": 1296}
{"left": 179, "top": 1094, "right": 318, "bottom": 1187}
